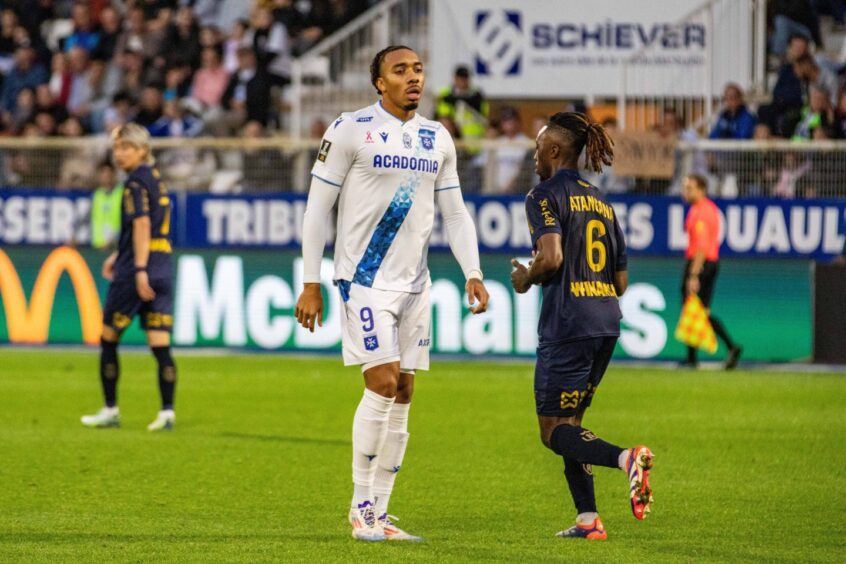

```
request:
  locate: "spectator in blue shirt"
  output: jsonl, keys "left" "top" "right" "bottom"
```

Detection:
{"left": 1, "top": 46, "right": 48, "bottom": 115}
{"left": 709, "top": 84, "right": 757, "bottom": 139}
{"left": 63, "top": 3, "right": 100, "bottom": 54}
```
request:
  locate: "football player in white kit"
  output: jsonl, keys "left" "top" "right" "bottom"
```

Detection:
{"left": 295, "top": 45, "right": 489, "bottom": 542}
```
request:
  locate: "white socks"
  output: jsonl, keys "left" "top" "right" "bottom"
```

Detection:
{"left": 351, "top": 389, "right": 395, "bottom": 508}
{"left": 618, "top": 449, "right": 630, "bottom": 470}
{"left": 373, "top": 402, "right": 410, "bottom": 516}
{"left": 577, "top": 512, "right": 599, "bottom": 525}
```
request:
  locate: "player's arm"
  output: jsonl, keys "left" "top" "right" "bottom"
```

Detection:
{"left": 436, "top": 187, "right": 488, "bottom": 314}
{"left": 511, "top": 232, "right": 562, "bottom": 293}
{"left": 296, "top": 116, "right": 352, "bottom": 332}
{"left": 128, "top": 180, "right": 155, "bottom": 301}
{"left": 613, "top": 213, "right": 628, "bottom": 296}
{"left": 295, "top": 176, "right": 340, "bottom": 332}
{"left": 435, "top": 128, "right": 488, "bottom": 314}
{"left": 511, "top": 190, "right": 563, "bottom": 294}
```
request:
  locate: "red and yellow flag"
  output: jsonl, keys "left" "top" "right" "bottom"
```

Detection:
{"left": 675, "top": 295, "right": 718, "bottom": 354}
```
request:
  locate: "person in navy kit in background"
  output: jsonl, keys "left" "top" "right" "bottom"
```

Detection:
{"left": 81, "top": 123, "right": 177, "bottom": 432}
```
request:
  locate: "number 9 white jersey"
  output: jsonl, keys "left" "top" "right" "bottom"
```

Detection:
{"left": 311, "top": 101, "right": 461, "bottom": 293}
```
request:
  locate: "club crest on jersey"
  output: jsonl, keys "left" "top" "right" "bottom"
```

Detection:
{"left": 379, "top": 131, "right": 389, "bottom": 143}
{"left": 419, "top": 128, "right": 435, "bottom": 151}
{"left": 403, "top": 132, "right": 412, "bottom": 149}
{"left": 364, "top": 335, "right": 379, "bottom": 351}
{"left": 365, "top": 131, "right": 374, "bottom": 143}
{"left": 317, "top": 139, "right": 332, "bottom": 162}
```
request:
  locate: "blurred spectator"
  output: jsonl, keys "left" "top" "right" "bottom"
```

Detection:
{"left": 475, "top": 107, "right": 531, "bottom": 194}
{"left": 745, "top": 124, "right": 782, "bottom": 195}
{"left": 57, "top": 116, "right": 99, "bottom": 189}
{"left": 63, "top": 2, "right": 101, "bottom": 54}
{"left": 793, "top": 83, "right": 839, "bottom": 139}
{"left": 190, "top": 46, "right": 230, "bottom": 109}
{"left": 241, "top": 119, "right": 287, "bottom": 191}
{"left": 90, "top": 161, "right": 123, "bottom": 250}
{"left": 582, "top": 117, "right": 635, "bottom": 193}
{"left": 709, "top": 84, "right": 757, "bottom": 139}
{"left": 189, "top": 0, "right": 224, "bottom": 28}
{"left": 0, "top": 8, "right": 20, "bottom": 73}
{"left": 834, "top": 88, "right": 846, "bottom": 137}
{"left": 160, "top": 6, "right": 201, "bottom": 69}
{"left": 103, "top": 91, "right": 134, "bottom": 133}
{"left": 1, "top": 46, "right": 48, "bottom": 116}
{"left": 436, "top": 65, "right": 489, "bottom": 143}
{"left": 811, "top": 0, "right": 846, "bottom": 27}
{"left": 92, "top": 6, "right": 122, "bottom": 62}
{"left": 763, "top": 53, "right": 833, "bottom": 137}
{"left": 135, "top": 84, "right": 164, "bottom": 126}
{"left": 65, "top": 46, "right": 93, "bottom": 116}
{"left": 163, "top": 62, "right": 192, "bottom": 101}
{"left": 215, "top": 46, "right": 271, "bottom": 134}
{"left": 35, "top": 83, "right": 68, "bottom": 125}
{"left": 32, "top": 110, "right": 58, "bottom": 136}
{"left": 244, "top": 6, "right": 290, "bottom": 86}
{"left": 773, "top": 152, "right": 811, "bottom": 198}
{"left": 223, "top": 19, "right": 248, "bottom": 74}
{"left": 148, "top": 99, "right": 203, "bottom": 137}
{"left": 769, "top": 0, "right": 823, "bottom": 57}
{"left": 116, "top": 6, "right": 162, "bottom": 63}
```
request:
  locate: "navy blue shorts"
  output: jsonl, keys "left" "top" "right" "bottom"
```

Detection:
{"left": 534, "top": 336, "right": 618, "bottom": 417}
{"left": 102, "top": 277, "right": 174, "bottom": 333}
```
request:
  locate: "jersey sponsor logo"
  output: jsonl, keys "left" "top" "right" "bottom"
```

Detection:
{"left": 317, "top": 139, "right": 332, "bottom": 162}
{"left": 364, "top": 334, "right": 379, "bottom": 351}
{"left": 372, "top": 154, "right": 440, "bottom": 174}
{"left": 356, "top": 116, "right": 374, "bottom": 122}
{"left": 365, "top": 131, "right": 374, "bottom": 143}
{"left": 0, "top": 246, "right": 102, "bottom": 345}
{"left": 419, "top": 128, "right": 435, "bottom": 151}
{"left": 539, "top": 198, "right": 556, "bottom": 226}
{"left": 333, "top": 117, "right": 344, "bottom": 129}
{"left": 580, "top": 429, "right": 598, "bottom": 442}
{"left": 379, "top": 132, "right": 389, "bottom": 143}
{"left": 402, "top": 132, "right": 412, "bottom": 149}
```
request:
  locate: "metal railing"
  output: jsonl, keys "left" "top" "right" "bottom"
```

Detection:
{"left": 2, "top": 137, "right": 846, "bottom": 199}
{"left": 288, "top": 0, "right": 430, "bottom": 138}
{"left": 617, "top": 0, "right": 767, "bottom": 132}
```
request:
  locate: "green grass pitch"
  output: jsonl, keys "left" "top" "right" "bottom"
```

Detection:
{"left": 1, "top": 350, "right": 844, "bottom": 562}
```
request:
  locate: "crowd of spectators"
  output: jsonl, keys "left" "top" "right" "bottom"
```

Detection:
{"left": 0, "top": 0, "right": 371, "bottom": 141}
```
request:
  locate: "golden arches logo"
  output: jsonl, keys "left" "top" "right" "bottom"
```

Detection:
{"left": 0, "top": 246, "right": 102, "bottom": 344}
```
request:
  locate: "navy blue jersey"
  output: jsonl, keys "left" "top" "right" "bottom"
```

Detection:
{"left": 525, "top": 168, "right": 627, "bottom": 345}
{"left": 114, "top": 165, "right": 173, "bottom": 281}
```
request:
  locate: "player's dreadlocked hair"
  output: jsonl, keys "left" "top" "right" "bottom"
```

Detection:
{"left": 370, "top": 45, "right": 414, "bottom": 95}
{"left": 548, "top": 112, "right": 614, "bottom": 174}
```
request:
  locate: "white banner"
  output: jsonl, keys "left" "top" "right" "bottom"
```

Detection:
{"left": 430, "top": 0, "right": 752, "bottom": 98}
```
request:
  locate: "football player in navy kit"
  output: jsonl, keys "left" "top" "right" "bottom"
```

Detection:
{"left": 511, "top": 112, "right": 653, "bottom": 540}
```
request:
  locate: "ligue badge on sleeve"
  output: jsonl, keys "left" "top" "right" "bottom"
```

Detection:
{"left": 317, "top": 139, "right": 332, "bottom": 162}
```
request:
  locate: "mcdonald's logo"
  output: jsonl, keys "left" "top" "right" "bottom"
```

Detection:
{"left": 0, "top": 246, "right": 102, "bottom": 344}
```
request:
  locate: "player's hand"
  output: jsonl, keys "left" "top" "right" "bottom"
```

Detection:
{"left": 510, "top": 258, "right": 531, "bottom": 294}
{"left": 686, "top": 275, "right": 700, "bottom": 296}
{"left": 135, "top": 271, "right": 156, "bottom": 301}
{"left": 295, "top": 283, "right": 324, "bottom": 332}
{"left": 102, "top": 252, "right": 117, "bottom": 281}
{"left": 466, "top": 278, "right": 489, "bottom": 314}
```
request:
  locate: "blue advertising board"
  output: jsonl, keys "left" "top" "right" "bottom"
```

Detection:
{"left": 2, "top": 189, "right": 845, "bottom": 258}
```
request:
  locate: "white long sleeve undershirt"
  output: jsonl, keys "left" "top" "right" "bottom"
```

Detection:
{"left": 301, "top": 176, "right": 340, "bottom": 284}
{"left": 436, "top": 187, "right": 483, "bottom": 281}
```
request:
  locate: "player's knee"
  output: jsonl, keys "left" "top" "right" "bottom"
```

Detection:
{"left": 101, "top": 325, "right": 119, "bottom": 343}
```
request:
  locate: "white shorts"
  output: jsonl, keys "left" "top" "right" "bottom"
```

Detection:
{"left": 338, "top": 282, "right": 431, "bottom": 373}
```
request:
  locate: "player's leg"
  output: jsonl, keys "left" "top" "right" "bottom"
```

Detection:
{"left": 146, "top": 329, "right": 176, "bottom": 431}
{"left": 341, "top": 283, "right": 404, "bottom": 541}
{"left": 142, "top": 278, "right": 177, "bottom": 431}
{"left": 372, "top": 288, "right": 427, "bottom": 541}
{"left": 701, "top": 263, "right": 742, "bottom": 369}
{"left": 82, "top": 282, "right": 138, "bottom": 428}
{"left": 680, "top": 260, "right": 698, "bottom": 367}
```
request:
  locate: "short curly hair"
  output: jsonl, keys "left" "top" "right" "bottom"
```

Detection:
{"left": 369, "top": 45, "right": 415, "bottom": 96}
